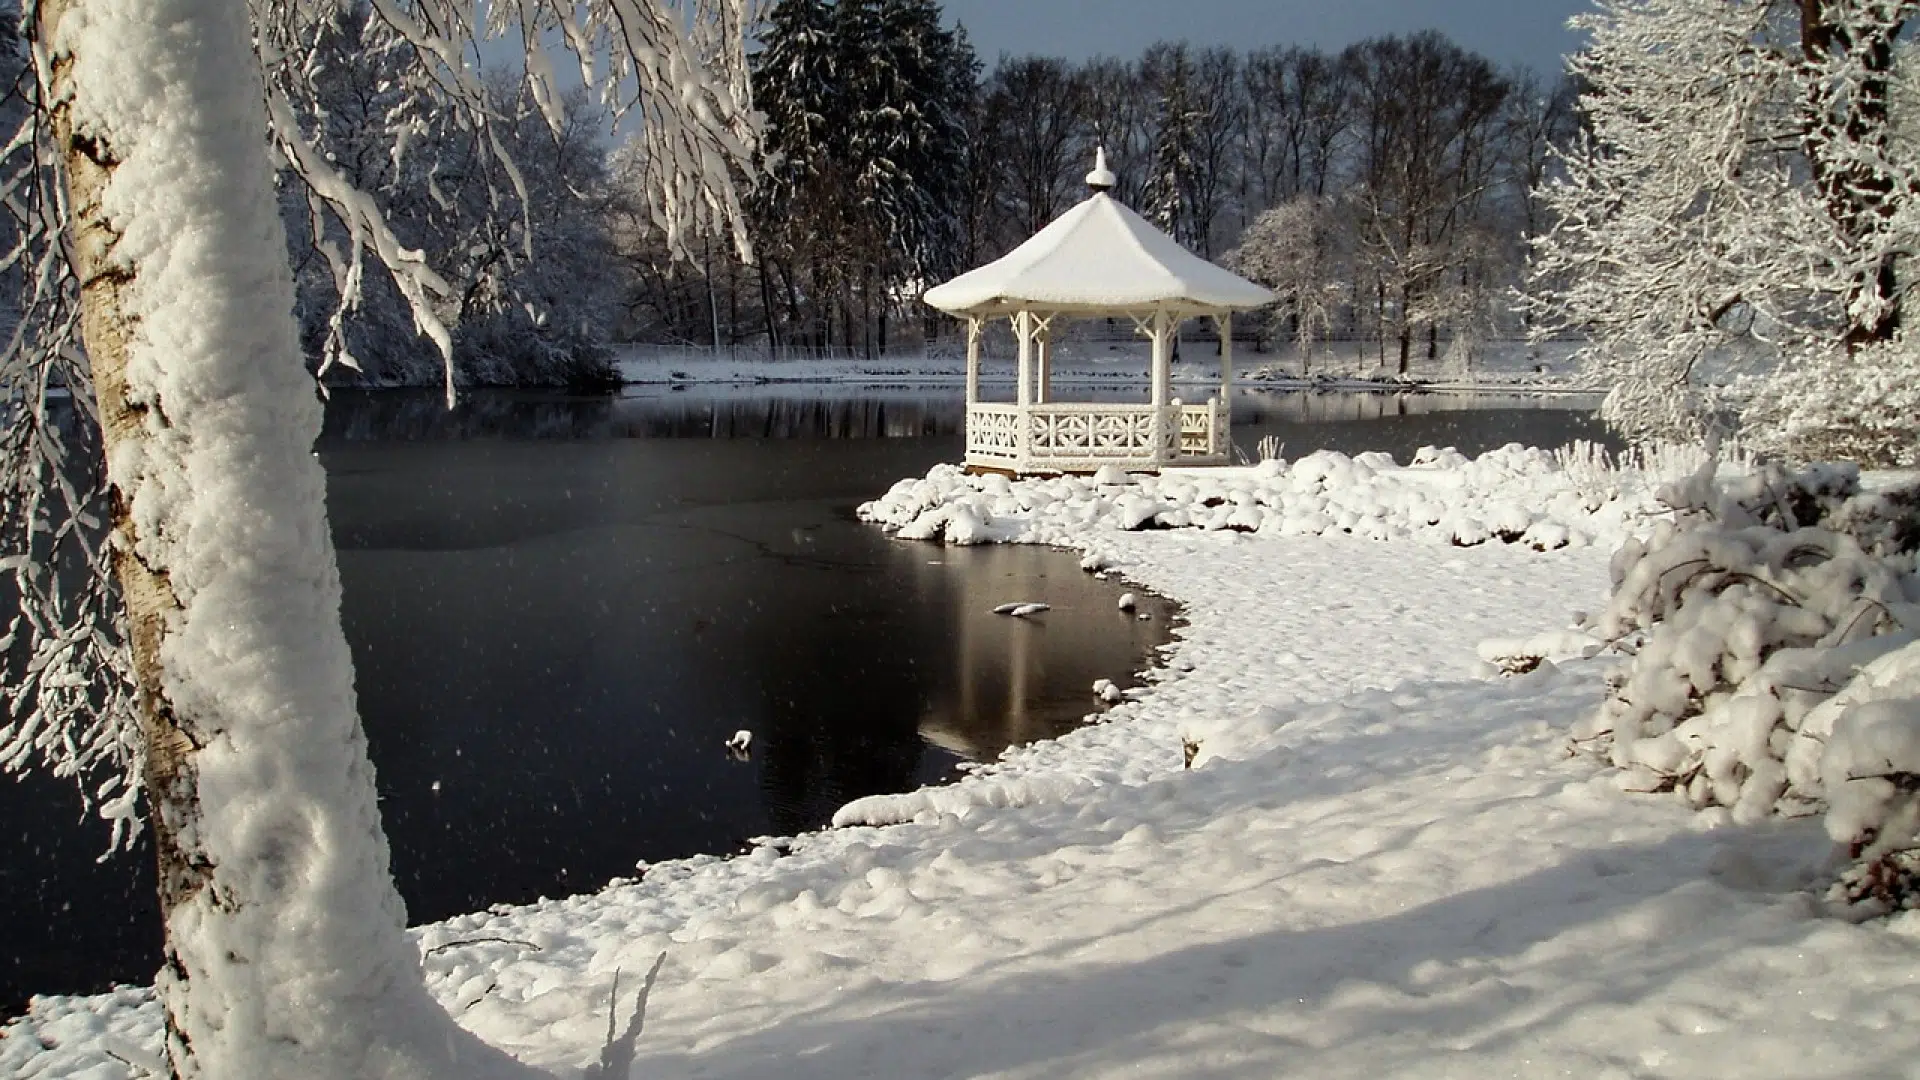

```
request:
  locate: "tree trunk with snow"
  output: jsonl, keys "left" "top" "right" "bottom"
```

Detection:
{"left": 1798, "top": 0, "right": 1905, "bottom": 350}
{"left": 40, "top": 1, "right": 538, "bottom": 1076}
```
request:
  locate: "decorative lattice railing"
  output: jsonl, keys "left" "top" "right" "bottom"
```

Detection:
{"left": 966, "top": 400, "right": 1228, "bottom": 472}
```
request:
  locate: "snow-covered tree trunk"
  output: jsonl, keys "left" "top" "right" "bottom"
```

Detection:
{"left": 39, "top": 1, "right": 537, "bottom": 1076}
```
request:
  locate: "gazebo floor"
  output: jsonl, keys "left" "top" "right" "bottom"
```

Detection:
{"left": 961, "top": 454, "right": 1230, "bottom": 479}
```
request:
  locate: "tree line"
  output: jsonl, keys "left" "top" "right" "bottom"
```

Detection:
{"left": 262, "top": 0, "right": 1920, "bottom": 460}
{"left": 631, "top": 6, "right": 1585, "bottom": 373}
{"left": 306, "top": 0, "right": 1582, "bottom": 383}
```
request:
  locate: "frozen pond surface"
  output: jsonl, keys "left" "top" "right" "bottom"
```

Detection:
{"left": 0, "top": 385, "right": 1609, "bottom": 1013}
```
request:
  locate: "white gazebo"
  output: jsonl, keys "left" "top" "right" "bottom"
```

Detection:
{"left": 925, "top": 150, "right": 1276, "bottom": 475}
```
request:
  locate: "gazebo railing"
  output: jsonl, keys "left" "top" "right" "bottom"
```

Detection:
{"left": 966, "top": 399, "right": 1229, "bottom": 472}
{"left": 1179, "top": 401, "right": 1228, "bottom": 455}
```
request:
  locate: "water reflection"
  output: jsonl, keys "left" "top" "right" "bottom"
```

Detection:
{"left": 324, "top": 420, "right": 1170, "bottom": 934}
{"left": 321, "top": 385, "right": 1608, "bottom": 461}
{"left": 1230, "top": 388, "right": 1617, "bottom": 461}
{"left": 612, "top": 390, "right": 957, "bottom": 440}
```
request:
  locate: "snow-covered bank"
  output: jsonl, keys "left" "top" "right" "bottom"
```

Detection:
{"left": 12, "top": 449, "right": 1920, "bottom": 1080}
{"left": 859, "top": 444, "right": 1678, "bottom": 552}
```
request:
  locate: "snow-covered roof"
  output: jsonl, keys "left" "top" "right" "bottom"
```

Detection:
{"left": 924, "top": 192, "right": 1277, "bottom": 316}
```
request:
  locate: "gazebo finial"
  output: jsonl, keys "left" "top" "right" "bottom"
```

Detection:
{"left": 1086, "top": 146, "right": 1116, "bottom": 194}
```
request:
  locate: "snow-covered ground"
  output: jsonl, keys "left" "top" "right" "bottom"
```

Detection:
{"left": 11, "top": 446, "right": 1920, "bottom": 1079}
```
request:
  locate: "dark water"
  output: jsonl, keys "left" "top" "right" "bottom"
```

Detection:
{"left": 0, "top": 385, "right": 1607, "bottom": 1016}
{"left": 322, "top": 412, "right": 1175, "bottom": 923}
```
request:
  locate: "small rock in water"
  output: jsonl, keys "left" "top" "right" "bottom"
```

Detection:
{"left": 1136, "top": 612, "right": 1151, "bottom": 621}
{"left": 1092, "top": 679, "right": 1125, "bottom": 704}
{"left": 994, "top": 602, "right": 1051, "bottom": 618}
{"left": 1117, "top": 592, "right": 1137, "bottom": 612}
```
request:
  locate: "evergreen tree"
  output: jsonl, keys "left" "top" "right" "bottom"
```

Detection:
{"left": 1144, "top": 43, "right": 1205, "bottom": 249}
{"left": 748, "top": 0, "right": 843, "bottom": 347}
{"left": 750, "top": 0, "right": 972, "bottom": 350}
{"left": 749, "top": 0, "right": 841, "bottom": 253}
{"left": 900, "top": 0, "right": 976, "bottom": 284}
{"left": 843, "top": 0, "right": 971, "bottom": 281}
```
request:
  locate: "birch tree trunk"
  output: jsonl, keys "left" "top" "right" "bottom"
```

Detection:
{"left": 38, "top": 1, "right": 539, "bottom": 1076}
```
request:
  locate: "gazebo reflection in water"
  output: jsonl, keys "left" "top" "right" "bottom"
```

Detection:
{"left": 923, "top": 149, "right": 1277, "bottom": 476}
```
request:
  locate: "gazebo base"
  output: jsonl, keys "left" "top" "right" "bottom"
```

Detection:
{"left": 962, "top": 454, "right": 1229, "bottom": 479}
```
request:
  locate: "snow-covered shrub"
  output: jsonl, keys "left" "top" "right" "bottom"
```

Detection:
{"left": 1552, "top": 438, "right": 1753, "bottom": 514}
{"left": 862, "top": 445, "right": 1676, "bottom": 550}
{"left": 1808, "top": 640, "right": 1920, "bottom": 911}
{"left": 1576, "top": 460, "right": 1920, "bottom": 827}
{"left": 1553, "top": 439, "right": 1618, "bottom": 512}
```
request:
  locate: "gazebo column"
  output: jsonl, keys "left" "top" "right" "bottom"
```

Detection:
{"left": 1036, "top": 318, "right": 1052, "bottom": 404}
{"left": 1015, "top": 310, "right": 1033, "bottom": 408}
{"left": 1149, "top": 309, "right": 1171, "bottom": 466}
{"left": 964, "top": 317, "right": 982, "bottom": 463}
{"left": 1014, "top": 310, "right": 1033, "bottom": 468}
{"left": 965, "top": 316, "right": 982, "bottom": 406}
{"left": 1217, "top": 312, "right": 1233, "bottom": 457}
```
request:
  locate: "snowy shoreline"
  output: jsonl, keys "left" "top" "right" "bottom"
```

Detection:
{"left": 11, "top": 445, "right": 1920, "bottom": 1079}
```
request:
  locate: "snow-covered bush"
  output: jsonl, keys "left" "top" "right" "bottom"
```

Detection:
{"left": 1575, "top": 460, "right": 1920, "bottom": 833}
{"left": 1551, "top": 439, "right": 1735, "bottom": 513}
{"left": 1808, "top": 640, "right": 1920, "bottom": 911}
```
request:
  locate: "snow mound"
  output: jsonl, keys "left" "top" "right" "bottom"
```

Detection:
{"left": 859, "top": 444, "right": 1675, "bottom": 551}
{"left": 832, "top": 774, "right": 1099, "bottom": 828}
{"left": 1810, "top": 641, "right": 1920, "bottom": 842}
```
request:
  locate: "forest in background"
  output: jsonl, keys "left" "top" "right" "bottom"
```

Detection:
{"left": 275, "top": 0, "right": 1580, "bottom": 387}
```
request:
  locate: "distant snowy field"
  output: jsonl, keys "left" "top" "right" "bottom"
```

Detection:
{"left": 11, "top": 444, "right": 1920, "bottom": 1079}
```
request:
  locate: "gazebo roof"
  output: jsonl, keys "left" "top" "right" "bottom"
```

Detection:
{"left": 924, "top": 189, "right": 1277, "bottom": 317}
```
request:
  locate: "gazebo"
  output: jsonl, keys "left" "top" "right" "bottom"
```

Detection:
{"left": 925, "top": 150, "right": 1276, "bottom": 475}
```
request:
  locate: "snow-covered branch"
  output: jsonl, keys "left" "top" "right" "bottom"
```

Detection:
{"left": 1529, "top": 0, "right": 1920, "bottom": 463}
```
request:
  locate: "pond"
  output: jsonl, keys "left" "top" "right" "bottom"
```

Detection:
{"left": 0, "top": 385, "right": 1610, "bottom": 1015}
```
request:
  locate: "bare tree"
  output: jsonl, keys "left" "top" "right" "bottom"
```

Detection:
{"left": 983, "top": 56, "right": 1089, "bottom": 240}
{"left": 1342, "top": 32, "right": 1511, "bottom": 371}
{"left": 1186, "top": 47, "right": 1246, "bottom": 257}
{"left": 1080, "top": 55, "right": 1156, "bottom": 209}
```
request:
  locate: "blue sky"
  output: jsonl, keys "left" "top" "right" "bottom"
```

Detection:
{"left": 938, "top": 0, "right": 1595, "bottom": 78}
